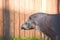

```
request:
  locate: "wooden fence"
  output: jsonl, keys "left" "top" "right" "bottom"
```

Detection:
{"left": 0, "top": 0, "right": 58, "bottom": 40}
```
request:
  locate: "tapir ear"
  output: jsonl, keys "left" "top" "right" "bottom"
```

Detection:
{"left": 29, "top": 15, "right": 37, "bottom": 20}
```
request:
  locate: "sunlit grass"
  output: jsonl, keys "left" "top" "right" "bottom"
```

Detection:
{"left": 10, "top": 37, "right": 44, "bottom": 40}
{"left": 0, "top": 36, "right": 44, "bottom": 40}
{"left": 0, "top": 37, "right": 3, "bottom": 40}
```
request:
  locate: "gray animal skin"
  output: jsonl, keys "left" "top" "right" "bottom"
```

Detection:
{"left": 21, "top": 13, "right": 60, "bottom": 40}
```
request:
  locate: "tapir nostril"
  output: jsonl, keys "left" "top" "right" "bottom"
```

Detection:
{"left": 21, "top": 27, "right": 24, "bottom": 29}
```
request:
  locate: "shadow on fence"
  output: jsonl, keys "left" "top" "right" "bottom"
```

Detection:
{"left": 3, "top": 8, "right": 10, "bottom": 40}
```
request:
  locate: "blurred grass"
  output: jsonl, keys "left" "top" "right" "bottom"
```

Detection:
{"left": 0, "top": 37, "right": 3, "bottom": 40}
{"left": 10, "top": 36, "right": 44, "bottom": 40}
{"left": 0, "top": 36, "right": 44, "bottom": 40}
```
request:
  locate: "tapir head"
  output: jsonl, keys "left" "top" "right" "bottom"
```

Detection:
{"left": 21, "top": 15, "right": 39, "bottom": 30}
{"left": 21, "top": 18, "right": 35, "bottom": 30}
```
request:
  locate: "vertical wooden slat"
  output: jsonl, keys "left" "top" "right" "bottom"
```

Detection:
{"left": 0, "top": 10, "right": 3, "bottom": 37}
{"left": 41, "top": 0, "right": 58, "bottom": 14}
{"left": 3, "top": 0, "right": 5, "bottom": 9}
{"left": 19, "top": 0, "right": 20, "bottom": 37}
{"left": 15, "top": 12, "right": 20, "bottom": 37}
{"left": 41, "top": 0, "right": 46, "bottom": 13}
{"left": 9, "top": 0, "right": 15, "bottom": 11}
{"left": 0, "top": 0, "right": 3, "bottom": 37}
{"left": 10, "top": 11, "right": 15, "bottom": 37}
{"left": 20, "top": 0, "right": 25, "bottom": 37}
{"left": 20, "top": 13, "right": 25, "bottom": 37}
{"left": 0, "top": 0, "right": 3, "bottom": 9}
{"left": 58, "top": 0, "right": 60, "bottom": 14}
{"left": 46, "top": 0, "right": 58, "bottom": 14}
{"left": 14, "top": 0, "right": 20, "bottom": 37}
{"left": 14, "top": 0, "right": 20, "bottom": 12}
{"left": 33, "top": 0, "right": 42, "bottom": 13}
{"left": 9, "top": 0, "right": 15, "bottom": 38}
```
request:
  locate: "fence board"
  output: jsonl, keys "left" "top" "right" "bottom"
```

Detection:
{"left": 0, "top": 0, "right": 3, "bottom": 37}
{"left": 15, "top": 12, "right": 20, "bottom": 37}
{"left": 0, "top": 10, "right": 3, "bottom": 37}
{"left": 10, "top": 11, "right": 15, "bottom": 37}
{"left": 46, "top": 0, "right": 58, "bottom": 14}
{"left": 0, "top": 0, "right": 3, "bottom": 9}
{"left": 20, "top": 13, "right": 25, "bottom": 37}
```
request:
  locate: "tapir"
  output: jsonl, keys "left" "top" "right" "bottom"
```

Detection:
{"left": 21, "top": 13, "right": 60, "bottom": 40}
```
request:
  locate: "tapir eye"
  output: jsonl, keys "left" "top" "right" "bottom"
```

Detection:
{"left": 25, "top": 23, "right": 27, "bottom": 24}
{"left": 29, "top": 17, "right": 32, "bottom": 20}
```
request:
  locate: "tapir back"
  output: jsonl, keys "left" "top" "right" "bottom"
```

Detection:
{"left": 30, "top": 13, "right": 58, "bottom": 40}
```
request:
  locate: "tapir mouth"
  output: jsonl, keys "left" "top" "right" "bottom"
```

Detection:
{"left": 21, "top": 25, "right": 28, "bottom": 30}
{"left": 21, "top": 26, "right": 34, "bottom": 30}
